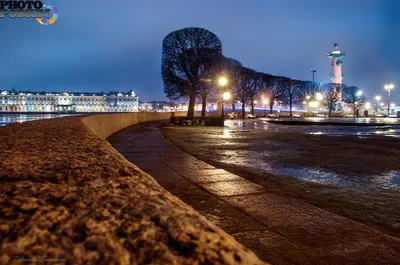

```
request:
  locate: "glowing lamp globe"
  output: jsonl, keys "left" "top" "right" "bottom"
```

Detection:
{"left": 219, "top": 77, "right": 228, "bottom": 86}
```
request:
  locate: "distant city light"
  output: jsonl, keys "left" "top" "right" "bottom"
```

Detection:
{"left": 375, "top": 96, "right": 381, "bottom": 101}
{"left": 315, "top": 93, "right": 323, "bottom": 101}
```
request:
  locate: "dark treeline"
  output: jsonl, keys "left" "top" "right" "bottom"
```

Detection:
{"left": 161, "top": 27, "right": 364, "bottom": 117}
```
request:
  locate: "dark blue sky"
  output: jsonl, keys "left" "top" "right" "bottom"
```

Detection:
{"left": 0, "top": 0, "right": 399, "bottom": 103}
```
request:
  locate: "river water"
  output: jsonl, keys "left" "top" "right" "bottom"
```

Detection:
{"left": 0, "top": 114, "right": 80, "bottom": 127}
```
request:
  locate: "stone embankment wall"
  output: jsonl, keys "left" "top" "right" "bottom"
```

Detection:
{"left": 0, "top": 113, "right": 266, "bottom": 265}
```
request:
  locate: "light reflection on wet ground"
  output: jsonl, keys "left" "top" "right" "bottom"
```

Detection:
{"left": 0, "top": 114, "right": 80, "bottom": 126}
{"left": 225, "top": 119, "right": 400, "bottom": 138}
{"left": 220, "top": 119, "right": 400, "bottom": 191}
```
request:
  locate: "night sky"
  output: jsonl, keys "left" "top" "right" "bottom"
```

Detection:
{"left": 1, "top": 0, "right": 399, "bottom": 103}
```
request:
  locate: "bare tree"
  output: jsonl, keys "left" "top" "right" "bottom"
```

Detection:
{"left": 322, "top": 83, "right": 342, "bottom": 116}
{"left": 297, "top": 80, "right": 322, "bottom": 101}
{"left": 235, "top": 67, "right": 252, "bottom": 118}
{"left": 245, "top": 69, "right": 264, "bottom": 115}
{"left": 281, "top": 78, "right": 302, "bottom": 117}
{"left": 196, "top": 80, "right": 215, "bottom": 117}
{"left": 262, "top": 75, "right": 286, "bottom": 114}
{"left": 161, "top": 27, "right": 222, "bottom": 116}
{"left": 342, "top": 85, "right": 366, "bottom": 117}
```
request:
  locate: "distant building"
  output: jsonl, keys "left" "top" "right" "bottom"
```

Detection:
{"left": 0, "top": 90, "right": 139, "bottom": 113}
{"left": 138, "top": 101, "right": 189, "bottom": 112}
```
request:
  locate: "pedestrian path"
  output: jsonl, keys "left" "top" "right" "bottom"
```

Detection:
{"left": 108, "top": 121, "right": 400, "bottom": 265}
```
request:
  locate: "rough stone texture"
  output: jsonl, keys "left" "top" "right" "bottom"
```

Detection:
{"left": 0, "top": 115, "right": 266, "bottom": 265}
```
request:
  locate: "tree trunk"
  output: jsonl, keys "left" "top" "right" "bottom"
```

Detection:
{"left": 251, "top": 95, "right": 255, "bottom": 115}
{"left": 232, "top": 102, "right": 235, "bottom": 112}
{"left": 201, "top": 95, "right": 207, "bottom": 117}
{"left": 289, "top": 101, "right": 293, "bottom": 117}
{"left": 242, "top": 102, "right": 245, "bottom": 118}
{"left": 187, "top": 87, "right": 196, "bottom": 117}
{"left": 269, "top": 101, "right": 274, "bottom": 114}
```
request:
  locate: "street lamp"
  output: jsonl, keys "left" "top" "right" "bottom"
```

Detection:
{"left": 356, "top": 90, "right": 363, "bottom": 97}
{"left": 219, "top": 77, "right": 228, "bottom": 116}
{"left": 223, "top": 91, "right": 231, "bottom": 100}
{"left": 219, "top": 77, "right": 228, "bottom": 86}
{"left": 384, "top": 82, "right": 394, "bottom": 116}
{"left": 222, "top": 91, "right": 231, "bottom": 116}
{"left": 315, "top": 92, "right": 323, "bottom": 101}
{"left": 310, "top": 69, "right": 316, "bottom": 83}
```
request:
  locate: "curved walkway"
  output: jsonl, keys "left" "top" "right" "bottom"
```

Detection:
{"left": 108, "top": 121, "right": 400, "bottom": 265}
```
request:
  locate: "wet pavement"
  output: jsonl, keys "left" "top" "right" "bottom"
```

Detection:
{"left": 226, "top": 118, "right": 400, "bottom": 138}
{"left": 108, "top": 121, "right": 400, "bottom": 265}
{"left": 180, "top": 119, "right": 400, "bottom": 191}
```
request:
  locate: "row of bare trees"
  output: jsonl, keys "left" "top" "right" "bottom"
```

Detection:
{"left": 162, "top": 27, "right": 365, "bottom": 117}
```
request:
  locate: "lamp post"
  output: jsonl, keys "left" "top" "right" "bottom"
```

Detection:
{"left": 384, "top": 82, "right": 394, "bottom": 116}
{"left": 375, "top": 96, "right": 381, "bottom": 112}
{"left": 310, "top": 69, "right": 316, "bottom": 83}
{"left": 219, "top": 77, "right": 228, "bottom": 116}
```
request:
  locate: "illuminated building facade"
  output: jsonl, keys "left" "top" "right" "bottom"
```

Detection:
{"left": 0, "top": 90, "right": 139, "bottom": 113}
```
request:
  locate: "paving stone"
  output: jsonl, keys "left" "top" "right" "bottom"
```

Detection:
{"left": 131, "top": 141, "right": 175, "bottom": 147}
{"left": 158, "top": 152, "right": 194, "bottom": 159}
{"left": 129, "top": 146, "right": 152, "bottom": 153}
{"left": 223, "top": 193, "right": 385, "bottom": 248}
{"left": 123, "top": 152, "right": 163, "bottom": 162}
{"left": 147, "top": 170, "right": 210, "bottom": 198}
{"left": 146, "top": 170, "right": 185, "bottom": 184}
{"left": 165, "top": 159, "right": 215, "bottom": 171}
{"left": 200, "top": 180, "right": 267, "bottom": 196}
{"left": 149, "top": 146, "right": 183, "bottom": 153}
{"left": 182, "top": 173, "right": 244, "bottom": 184}
{"left": 178, "top": 168, "right": 232, "bottom": 177}
{"left": 134, "top": 161, "right": 171, "bottom": 171}
{"left": 182, "top": 196, "right": 267, "bottom": 234}
{"left": 232, "top": 230, "right": 313, "bottom": 265}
